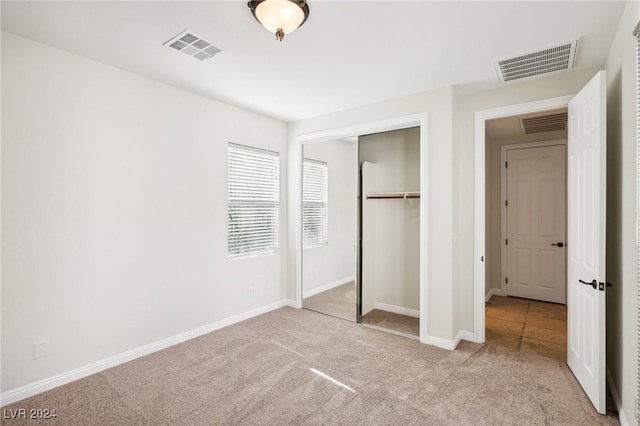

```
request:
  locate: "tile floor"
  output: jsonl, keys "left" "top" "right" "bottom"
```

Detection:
{"left": 485, "top": 295, "right": 567, "bottom": 362}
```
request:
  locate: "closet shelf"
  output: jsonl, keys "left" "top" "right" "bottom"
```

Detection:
{"left": 366, "top": 192, "right": 420, "bottom": 200}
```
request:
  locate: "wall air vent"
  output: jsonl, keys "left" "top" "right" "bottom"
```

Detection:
{"left": 520, "top": 112, "right": 568, "bottom": 134}
{"left": 164, "top": 30, "right": 220, "bottom": 61}
{"left": 495, "top": 40, "right": 578, "bottom": 82}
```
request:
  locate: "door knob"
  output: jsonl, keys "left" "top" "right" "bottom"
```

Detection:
{"left": 579, "top": 279, "right": 597, "bottom": 289}
{"left": 551, "top": 242, "right": 564, "bottom": 247}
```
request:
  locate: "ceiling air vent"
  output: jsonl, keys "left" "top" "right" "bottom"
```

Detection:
{"left": 520, "top": 112, "right": 568, "bottom": 134}
{"left": 495, "top": 40, "right": 578, "bottom": 82}
{"left": 164, "top": 30, "right": 220, "bottom": 61}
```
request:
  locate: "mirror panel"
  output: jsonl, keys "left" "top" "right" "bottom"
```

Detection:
{"left": 302, "top": 139, "right": 358, "bottom": 321}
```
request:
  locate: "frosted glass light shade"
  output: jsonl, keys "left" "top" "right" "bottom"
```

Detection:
{"left": 249, "top": 0, "right": 309, "bottom": 41}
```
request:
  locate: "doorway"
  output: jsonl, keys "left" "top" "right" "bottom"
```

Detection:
{"left": 472, "top": 95, "right": 573, "bottom": 343}
{"left": 483, "top": 109, "right": 569, "bottom": 360}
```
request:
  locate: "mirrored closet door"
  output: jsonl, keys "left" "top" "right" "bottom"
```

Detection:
{"left": 300, "top": 127, "right": 421, "bottom": 338}
{"left": 301, "top": 139, "right": 359, "bottom": 322}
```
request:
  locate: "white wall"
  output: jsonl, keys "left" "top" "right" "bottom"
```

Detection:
{"left": 1, "top": 33, "right": 288, "bottom": 393}
{"left": 302, "top": 140, "right": 357, "bottom": 296}
{"left": 604, "top": 1, "right": 639, "bottom": 424}
{"left": 288, "top": 87, "right": 455, "bottom": 341}
{"left": 360, "top": 128, "right": 420, "bottom": 312}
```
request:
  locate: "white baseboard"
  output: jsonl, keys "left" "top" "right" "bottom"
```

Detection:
{"left": 285, "top": 298, "right": 298, "bottom": 308}
{"left": 485, "top": 287, "right": 505, "bottom": 302}
{"left": 423, "top": 335, "right": 457, "bottom": 350}
{"left": 375, "top": 303, "right": 420, "bottom": 318}
{"left": 0, "top": 299, "right": 289, "bottom": 407}
{"left": 423, "top": 330, "right": 475, "bottom": 351}
{"left": 303, "top": 276, "right": 355, "bottom": 299}
{"left": 454, "top": 330, "right": 476, "bottom": 347}
{"left": 606, "top": 365, "right": 630, "bottom": 425}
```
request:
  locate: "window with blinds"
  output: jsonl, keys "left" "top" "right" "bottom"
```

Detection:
{"left": 227, "top": 143, "right": 279, "bottom": 257}
{"left": 303, "top": 159, "right": 328, "bottom": 247}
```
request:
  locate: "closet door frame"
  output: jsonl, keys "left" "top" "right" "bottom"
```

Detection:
{"left": 294, "top": 113, "right": 428, "bottom": 343}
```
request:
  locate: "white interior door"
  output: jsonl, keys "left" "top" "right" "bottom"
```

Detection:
{"left": 506, "top": 144, "right": 567, "bottom": 303}
{"left": 567, "top": 70, "right": 606, "bottom": 414}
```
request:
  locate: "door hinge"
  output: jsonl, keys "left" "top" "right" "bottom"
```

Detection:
{"left": 505, "top": 161, "right": 508, "bottom": 168}
{"left": 505, "top": 200, "right": 508, "bottom": 207}
{"left": 505, "top": 239, "right": 508, "bottom": 245}
{"left": 505, "top": 277, "right": 508, "bottom": 284}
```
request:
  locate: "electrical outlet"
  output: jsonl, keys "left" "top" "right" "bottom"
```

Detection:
{"left": 33, "top": 340, "right": 48, "bottom": 359}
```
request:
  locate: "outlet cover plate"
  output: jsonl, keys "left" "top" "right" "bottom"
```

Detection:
{"left": 33, "top": 340, "right": 48, "bottom": 359}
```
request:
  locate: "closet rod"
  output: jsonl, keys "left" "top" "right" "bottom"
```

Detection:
{"left": 366, "top": 192, "right": 420, "bottom": 200}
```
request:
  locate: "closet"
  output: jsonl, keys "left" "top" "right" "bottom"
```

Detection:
{"left": 359, "top": 127, "right": 420, "bottom": 337}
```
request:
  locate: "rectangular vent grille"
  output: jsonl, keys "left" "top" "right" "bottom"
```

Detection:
{"left": 520, "top": 112, "right": 568, "bottom": 134}
{"left": 495, "top": 40, "right": 578, "bottom": 82}
{"left": 164, "top": 30, "right": 220, "bottom": 61}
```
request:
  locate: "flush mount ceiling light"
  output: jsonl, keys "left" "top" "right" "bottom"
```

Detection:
{"left": 248, "top": 0, "right": 310, "bottom": 42}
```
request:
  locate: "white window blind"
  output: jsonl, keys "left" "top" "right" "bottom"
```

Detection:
{"left": 303, "top": 159, "right": 328, "bottom": 247}
{"left": 228, "top": 143, "right": 279, "bottom": 257}
{"left": 635, "top": 21, "right": 640, "bottom": 422}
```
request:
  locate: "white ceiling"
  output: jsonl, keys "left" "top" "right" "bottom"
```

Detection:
{"left": 1, "top": 1, "right": 627, "bottom": 123}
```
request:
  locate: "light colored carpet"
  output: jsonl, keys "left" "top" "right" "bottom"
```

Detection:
{"left": 303, "top": 282, "right": 357, "bottom": 321}
{"left": 361, "top": 309, "right": 420, "bottom": 337}
{"left": 2, "top": 307, "right": 618, "bottom": 425}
